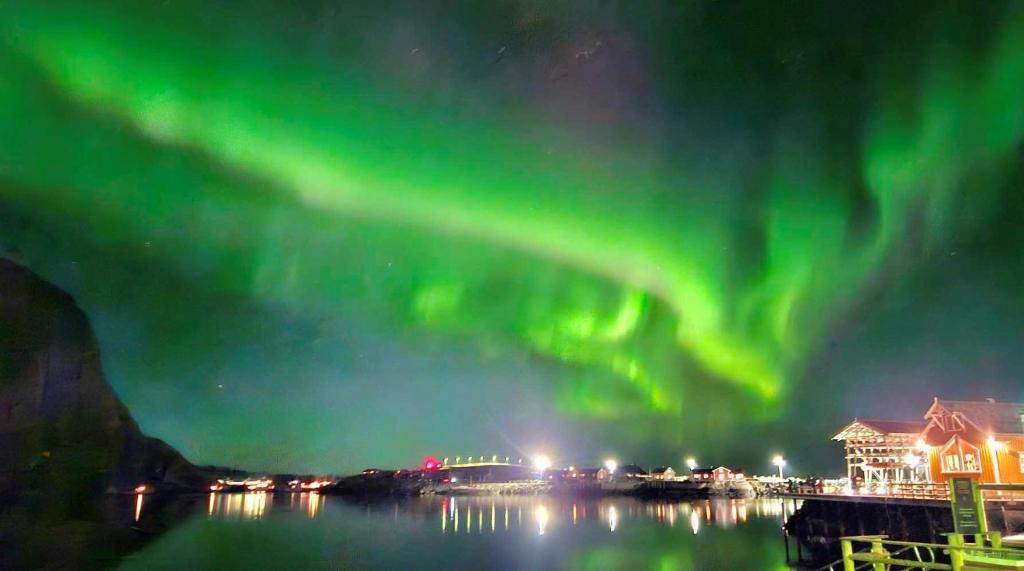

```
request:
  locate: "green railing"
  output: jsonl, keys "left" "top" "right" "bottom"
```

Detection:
{"left": 816, "top": 533, "right": 1024, "bottom": 571}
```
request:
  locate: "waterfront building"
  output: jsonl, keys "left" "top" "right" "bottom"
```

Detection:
{"left": 618, "top": 464, "right": 648, "bottom": 479}
{"left": 712, "top": 466, "right": 745, "bottom": 481}
{"left": 834, "top": 398, "right": 1024, "bottom": 485}
{"left": 920, "top": 398, "right": 1024, "bottom": 484}
{"left": 832, "top": 419, "right": 928, "bottom": 483}
{"left": 650, "top": 466, "right": 676, "bottom": 480}
{"left": 691, "top": 467, "right": 714, "bottom": 481}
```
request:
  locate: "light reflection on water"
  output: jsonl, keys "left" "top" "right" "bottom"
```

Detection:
{"left": 433, "top": 496, "right": 799, "bottom": 536}
{"left": 123, "top": 494, "right": 801, "bottom": 570}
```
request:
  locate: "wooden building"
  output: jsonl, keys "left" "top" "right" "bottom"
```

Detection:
{"left": 834, "top": 398, "right": 1024, "bottom": 485}
{"left": 920, "top": 398, "right": 1024, "bottom": 485}
{"left": 711, "top": 466, "right": 745, "bottom": 481}
{"left": 832, "top": 419, "right": 928, "bottom": 483}
{"left": 650, "top": 466, "right": 676, "bottom": 480}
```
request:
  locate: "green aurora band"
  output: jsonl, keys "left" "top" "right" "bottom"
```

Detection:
{"left": 1, "top": 1, "right": 1023, "bottom": 470}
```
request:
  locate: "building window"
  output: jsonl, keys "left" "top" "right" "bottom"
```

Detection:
{"left": 944, "top": 454, "right": 961, "bottom": 472}
{"left": 963, "top": 452, "right": 980, "bottom": 473}
{"left": 1019, "top": 453, "right": 1024, "bottom": 475}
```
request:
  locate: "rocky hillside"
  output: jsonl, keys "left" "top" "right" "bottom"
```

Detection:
{"left": 0, "top": 258, "right": 206, "bottom": 501}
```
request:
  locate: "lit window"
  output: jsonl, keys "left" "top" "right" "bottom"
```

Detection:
{"left": 963, "top": 453, "right": 980, "bottom": 473}
{"left": 944, "top": 454, "right": 961, "bottom": 472}
{"left": 1019, "top": 453, "right": 1024, "bottom": 475}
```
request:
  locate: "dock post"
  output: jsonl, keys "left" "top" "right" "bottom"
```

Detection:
{"left": 869, "top": 539, "right": 886, "bottom": 571}
{"left": 783, "top": 529, "right": 790, "bottom": 562}
{"left": 948, "top": 533, "right": 965, "bottom": 571}
{"left": 840, "top": 539, "right": 855, "bottom": 571}
{"left": 989, "top": 531, "right": 1002, "bottom": 550}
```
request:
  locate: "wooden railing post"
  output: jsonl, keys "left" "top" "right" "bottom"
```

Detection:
{"left": 840, "top": 539, "right": 855, "bottom": 571}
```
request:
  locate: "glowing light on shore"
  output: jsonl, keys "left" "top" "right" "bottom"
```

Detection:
{"left": 533, "top": 455, "right": 552, "bottom": 472}
{"left": 604, "top": 459, "right": 618, "bottom": 474}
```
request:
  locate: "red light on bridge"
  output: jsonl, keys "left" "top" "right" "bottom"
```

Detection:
{"left": 423, "top": 456, "right": 442, "bottom": 472}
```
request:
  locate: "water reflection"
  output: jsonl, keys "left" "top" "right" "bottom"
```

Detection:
{"left": 124, "top": 494, "right": 802, "bottom": 571}
{"left": 203, "top": 491, "right": 304, "bottom": 520}
{"left": 430, "top": 496, "right": 798, "bottom": 536}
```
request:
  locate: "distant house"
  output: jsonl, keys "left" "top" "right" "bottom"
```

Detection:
{"left": 691, "top": 468, "right": 713, "bottom": 481}
{"left": 574, "top": 468, "right": 604, "bottom": 481}
{"left": 619, "top": 464, "right": 648, "bottom": 479}
{"left": 712, "top": 466, "right": 744, "bottom": 481}
{"left": 650, "top": 466, "right": 676, "bottom": 480}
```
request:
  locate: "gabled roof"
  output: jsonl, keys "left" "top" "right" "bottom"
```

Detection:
{"left": 858, "top": 419, "right": 929, "bottom": 434}
{"left": 833, "top": 418, "right": 927, "bottom": 440}
{"left": 926, "top": 398, "right": 1024, "bottom": 435}
{"left": 619, "top": 464, "right": 647, "bottom": 475}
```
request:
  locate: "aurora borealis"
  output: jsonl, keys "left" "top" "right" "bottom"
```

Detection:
{"left": 2, "top": 1, "right": 1024, "bottom": 473}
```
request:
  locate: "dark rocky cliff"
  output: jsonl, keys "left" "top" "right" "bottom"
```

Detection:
{"left": 0, "top": 258, "right": 206, "bottom": 501}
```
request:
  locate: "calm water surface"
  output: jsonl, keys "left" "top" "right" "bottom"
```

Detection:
{"left": 121, "top": 493, "right": 800, "bottom": 570}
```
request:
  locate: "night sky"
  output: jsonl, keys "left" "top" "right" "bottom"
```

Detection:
{"left": 1, "top": 1, "right": 1023, "bottom": 475}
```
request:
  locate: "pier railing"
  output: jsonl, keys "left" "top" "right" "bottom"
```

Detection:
{"left": 816, "top": 534, "right": 1024, "bottom": 571}
{"left": 790, "top": 482, "right": 1024, "bottom": 503}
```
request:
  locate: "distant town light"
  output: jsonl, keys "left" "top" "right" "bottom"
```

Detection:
{"left": 533, "top": 454, "right": 552, "bottom": 472}
{"left": 604, "top": 459, "right": 618, "bottom": 474}
{"left": 686, "top": 458, "right": 697, "bottom": 471}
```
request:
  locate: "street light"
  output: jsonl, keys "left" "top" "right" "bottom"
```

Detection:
{"left": 604, "top": 459, "right": 618, "bottom": 475}
{"left": 772, "top": 455, "right": 786, "bottom": 479}
{"left": 686, "top": 458, "right": 698, "bottom": 471}
{"left": 533, "top": 454, "right": 552, "bottom": 472}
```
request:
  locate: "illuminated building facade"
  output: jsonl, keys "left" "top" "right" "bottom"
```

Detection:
{"left": 834, "top": 398, "right": 1024, "bottom": 485}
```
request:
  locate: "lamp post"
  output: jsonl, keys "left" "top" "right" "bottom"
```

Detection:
{"left": 772, "top": 455, "right": 786, "bottom": 480}
{"left": 686, "top": 458, "right": 698, "bottom": 471}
